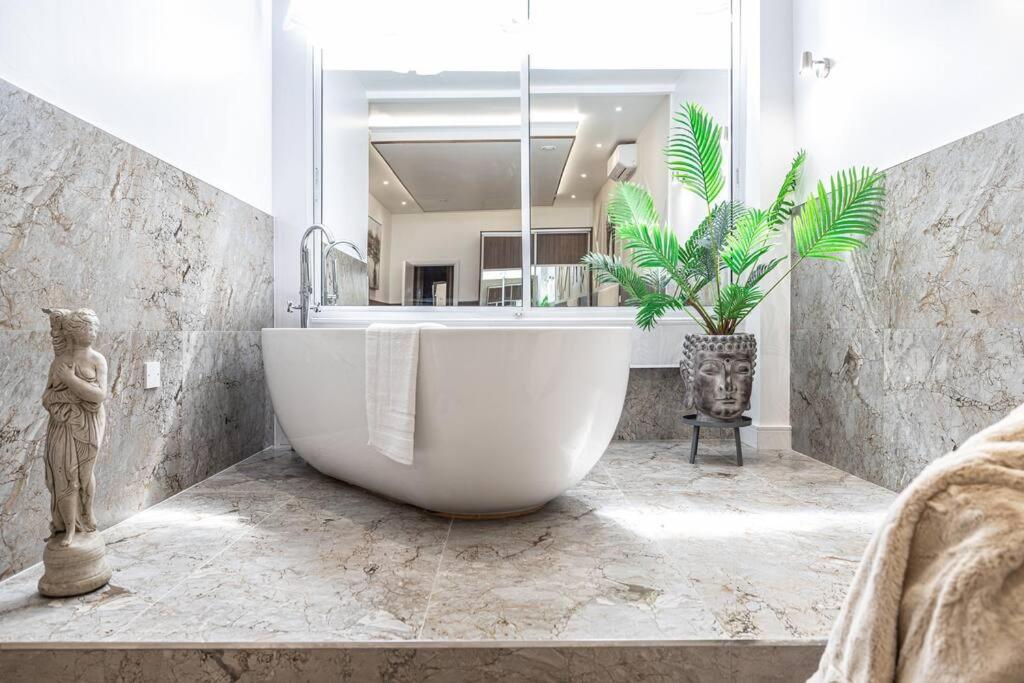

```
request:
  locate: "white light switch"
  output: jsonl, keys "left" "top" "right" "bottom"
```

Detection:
{"left": 144, "top": 361, "right": 161, "bottom": 389}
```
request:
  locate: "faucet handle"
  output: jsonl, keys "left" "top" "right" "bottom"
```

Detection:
{"left": 310, "top": 302, "right": 322, "bottom": 313}
{"left": 286, "top": 300, "right": 299, "bottom": 313}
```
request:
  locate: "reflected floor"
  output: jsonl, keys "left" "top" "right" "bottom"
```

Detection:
{"left": 0, "top": 441, "right": 895, "bottom": 644}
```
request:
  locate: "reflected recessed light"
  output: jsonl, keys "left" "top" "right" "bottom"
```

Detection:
{"left": 615, "top": 105, "right": 623, "bottom": 112}
{"left": 580, "top": 173, "right": 587, "bottom": 178}
{"left": 596, "top": 143, "right": 603, "bottom": 148}
{"left": 401, "top": 200, "right": 407, "bottom": 206}
{"left": 540, "top": 144, "right": 556, "bottom": 151}
{"left": 571, "top": 194, "right": 576, "bottom": 199}
{"left": 383, "top": 180, "right": 390, "bottom": 185}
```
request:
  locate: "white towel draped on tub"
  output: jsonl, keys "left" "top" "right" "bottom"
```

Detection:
{"left": 365, "top": 323, "right": 443, "bottom": 465}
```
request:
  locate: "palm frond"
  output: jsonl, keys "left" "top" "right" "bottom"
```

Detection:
{"left": 679, "top": 218, "right": 711, "bottom": 281}
{"left": 794, "top": 167, "right": 886, "bottom": 261}
{"left": 616, "top": 222, "right": 680, "bottom": 273}
{"left": 720, "top": 207, "right": 774, "bottom": 276}
{"left": 641, "top": 268, "right": 673, "bottom": 294}
{"left": 582, "top": 252, "right": 649, "bottom": 302}
{"left": 713, "top": 283, "right": 763, "bottom": 324}
{"left": 766, "top": 150, "right": 806, "bottom": 227}
{"left": 665, "top": 102, "right": 725, "bottom": 205}
{"left": 698, "top": 201, "right": 746, "bottom": 254}
{"left": 683, "top": 200, "right": 746, "bottom": 284}
{"left": 607, "top": 182, "right": 661, "bottom": 230}
{"left": 744, "top": 257, "right": 785, "bottom": 288}
{"left": 635, "top": 292, "right": 686, "bottom": 331}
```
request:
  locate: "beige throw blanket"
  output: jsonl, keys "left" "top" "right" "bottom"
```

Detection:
{"left": 811, "top": 404, "right": 1024, "bottom": 683}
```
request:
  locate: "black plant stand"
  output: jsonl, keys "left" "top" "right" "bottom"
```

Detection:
{"left": 682, "top": 414, "right": 752, "bottom": 466}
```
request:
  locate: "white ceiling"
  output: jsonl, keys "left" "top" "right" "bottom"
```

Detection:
{"left": 367, "top": 90, "right": 669, "bottom": 214}
{"left": 372, "top": 137, "right": 572, "bottom": 213}
{"left": 359, "top": 66, "right": 728, "bottom": 214}
{"left": 534, "top": 92, "right": 667, "bottom": 203}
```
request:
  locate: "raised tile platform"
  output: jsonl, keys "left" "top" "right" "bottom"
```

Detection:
{"left": 0, "top": 441, "right": 895, "bottom": 681}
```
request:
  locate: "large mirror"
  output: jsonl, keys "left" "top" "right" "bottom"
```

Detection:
{"left": 315, "top": 0, "right": 731, "bottom": 310}
{"left": 319, "top": 2, "right": 525, "bottom": 308}
{"left": 528, "top": 0, "right": 732, "bottom": 307}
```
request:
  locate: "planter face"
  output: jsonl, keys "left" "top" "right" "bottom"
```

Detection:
{"left": 678, "top": 333, "right": 757, "bottom": 421}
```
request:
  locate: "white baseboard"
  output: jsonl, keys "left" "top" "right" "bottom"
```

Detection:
{"left": 740, "top": 423, "right": 792, "bottom": 451}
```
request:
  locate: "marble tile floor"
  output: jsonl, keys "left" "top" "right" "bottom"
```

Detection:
{"left": 0, "top": 441, "right": 896, "bottom": 680}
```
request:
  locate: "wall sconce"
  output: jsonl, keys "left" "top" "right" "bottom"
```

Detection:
{"left": 800, "top": 51, "right": 831, "bottom": 79}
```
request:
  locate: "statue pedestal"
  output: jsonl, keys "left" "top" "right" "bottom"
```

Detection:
{"left": 38, "top": 531, "right": 111, "bottom": 597}
{"left": 682, "top": 413, "right": 752, "bottom": 467}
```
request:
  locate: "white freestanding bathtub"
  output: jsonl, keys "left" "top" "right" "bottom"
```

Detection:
{"left": 262, "top": 326, "right": 631, "bottom": 517}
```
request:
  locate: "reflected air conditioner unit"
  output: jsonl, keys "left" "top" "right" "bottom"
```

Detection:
{"left": 606, "top": 143, "right": 637, "bottom": 182}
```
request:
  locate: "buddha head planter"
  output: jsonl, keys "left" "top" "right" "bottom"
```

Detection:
{"left": 679, "top": 333, "right": 757, "bottom": 422}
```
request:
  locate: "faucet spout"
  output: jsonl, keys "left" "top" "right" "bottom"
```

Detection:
{"left": 297, "top": 224, "right": 331, "bottom": 329}
{"left": 290, "top": 225, "right": 366, "bottom": 328}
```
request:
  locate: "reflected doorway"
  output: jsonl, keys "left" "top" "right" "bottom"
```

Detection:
{"left": 403, "top": 262, "right": 457, "bottom": 306}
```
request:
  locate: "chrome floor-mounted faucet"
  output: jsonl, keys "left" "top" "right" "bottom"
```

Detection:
{"left": 287, "top": 224, "right": 365, "bottom": 328}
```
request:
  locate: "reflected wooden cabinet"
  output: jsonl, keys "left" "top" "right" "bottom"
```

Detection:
{"left": 479, "top": 229, "right": 592, "bottom": 307}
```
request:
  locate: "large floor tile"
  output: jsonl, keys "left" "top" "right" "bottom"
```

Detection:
{"left": 0, "top": 485, "right": 286, "bottom": 641}
{"left": 124, "top": 482, "right": 451, "bottom": 642}
{"left": 420, "top": 487, "right": 723, "bottom": 641}
{"left": 0, "top": 442, "right": 896, "bottom": 648}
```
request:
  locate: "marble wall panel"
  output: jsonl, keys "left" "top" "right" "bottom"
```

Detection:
{"left": 878, "top": 116, "right": 1024, "bottom": 330}
{"left": 791, "top": 113, "right": 1024, "bottom": 490}
{"left": 615, "top": 369, "right": 729, "bottom": 442}
{"left": 0, "top": 643, "right": 825, "bottom": 683}
{"left": 882, "top": 327, "right": 1024, "bottom": 489}
{"left": 0, "top": 79, "right": 273, "bottom": 577}
{"left": 790, "top": 329, "right": 886, "bottom": 487}
{"left": 0, "top": 81, "right": 273, "bottom": 333}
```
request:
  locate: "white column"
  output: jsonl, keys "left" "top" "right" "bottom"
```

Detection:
{"left": 271, "top": 0, "right": 314, "bottom": 445}
{"left": 736, "top": 0, "right": 796, "bottom": 451}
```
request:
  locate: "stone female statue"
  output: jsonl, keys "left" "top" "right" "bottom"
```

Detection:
{"left": 42, "top": 308, "right": 107, "bottom": 546}
{"left": 38, "top": 308, "right": 111, "bottom": 596}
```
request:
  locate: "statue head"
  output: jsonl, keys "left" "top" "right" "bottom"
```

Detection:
{"left": 679, "top": 334, "right": 757, "bottom": 421}
{"left": 41, "top": 308, "right": 71, "bottom": 356}
{"left": 63, "top": 309, "right": 100, "bottom": 347}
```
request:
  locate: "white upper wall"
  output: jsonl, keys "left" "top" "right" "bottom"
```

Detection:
{"left": 793, "top": 0, "right": 1024, "bottom": 185}
{"left": 0, "top": 0, "right": 273, "bottom": 212}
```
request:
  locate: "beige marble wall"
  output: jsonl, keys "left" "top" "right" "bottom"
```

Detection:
{"left": 0, "top": 79, "right": 273, "bottom": 578}
{"left": 615, "top": 369, "right": 731, "bottom": 441}
{"left": 0, "top": 643, "right": 824, "bottom": 682}
{"left": 791, "top": 113, "right": 1024, "bottom": 490}
{"left": 614, "top": 369, "right": 688, "bottom": 440}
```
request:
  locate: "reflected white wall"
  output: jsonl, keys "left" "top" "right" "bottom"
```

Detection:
{"left": 386, "top": 206, "right": 592, "bottom": 305}
{"left": 368, "top": 194, "right": 394, "bottom": 304}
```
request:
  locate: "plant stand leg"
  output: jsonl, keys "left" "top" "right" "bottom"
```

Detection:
{"left": 689, "top": 426, "right": 700, "bottom": 464}
{"left": 734, "top": 427, "right": 743, "bottom": 467}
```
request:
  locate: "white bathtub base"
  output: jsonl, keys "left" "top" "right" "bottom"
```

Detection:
{"left": 263, "top": 326, "right": 632, "bottom": 516}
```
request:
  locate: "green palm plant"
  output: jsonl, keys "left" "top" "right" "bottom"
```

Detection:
{"left": 584, "top": 102, "right": 886, "bottom": 333}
